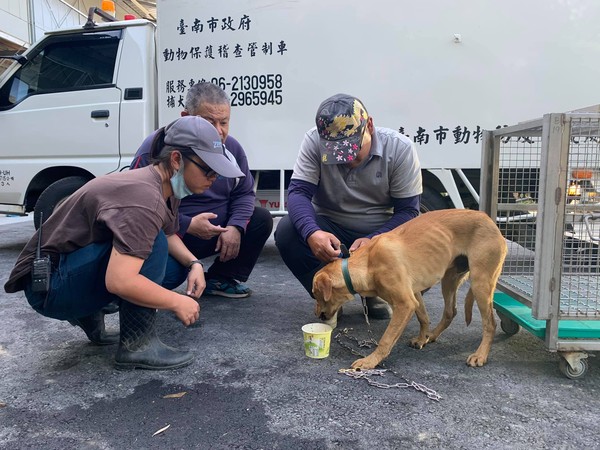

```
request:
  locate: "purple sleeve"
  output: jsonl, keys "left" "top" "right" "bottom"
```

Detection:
{"left": 287, "top": 179, "right": 320, "bottom": 242}
{"left": 177, "top": 213, "right": 192, "bottom": 237}
{"left": 224, "top": 137, "right": 255, "bottom": 231}
{"left": 365, "top": 195, "right": 421, "bottom": 238}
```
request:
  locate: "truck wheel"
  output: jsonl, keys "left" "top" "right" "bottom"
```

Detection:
{"left": 34, "top": 176, "right": 89, "bottom": 229}
{"left": 420, "top": 186, "right": 449, "bottom": 212}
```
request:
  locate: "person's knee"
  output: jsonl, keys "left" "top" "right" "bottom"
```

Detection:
{"left": 140, "top": 231, "right": 169, "bottom": 282}
{"left": 162, "top": 256, "right": 188, "bottom": 290}
{"left": 274, "top": 214, "right": 294, "bottom": 248}
{"left": 152, "top": 231, "right": 168, "bottom": 252}
{"left": 275, "top": 216, "right": 296, "bottom": 243}
{"left": 248, "top": 207, "right": 274, "bottom": 238}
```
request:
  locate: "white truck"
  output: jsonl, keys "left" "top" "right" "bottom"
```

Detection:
{"left": 1, "top": 0, "right": 600, "bottom": 227}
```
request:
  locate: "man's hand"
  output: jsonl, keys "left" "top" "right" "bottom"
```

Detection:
{"left": 307, "top": 230, "right": 341, "bottom": 263}
{"left": 188, "top": 213, "right": 227, "bottom": 240}
{"left": 216, "top": 226, "right": 241, "bottom": 262}
{"left": 349, "top": 237, "right": 371, "bottom": 252}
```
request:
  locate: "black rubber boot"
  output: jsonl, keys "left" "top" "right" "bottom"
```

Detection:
{"left": 114, "top": 302, "right": 194, "bottom": 370}
{"left": 101, "top": 300, "right": 120, "bottom": 315}
{"left": 366, "top": 297, "right": 393, "bottom": 320}
{"left": 68, "top": 311, "right": 119, "bottom": 345}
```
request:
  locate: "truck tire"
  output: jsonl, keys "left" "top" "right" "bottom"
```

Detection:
{"left": 34, "top": 176, "right": 89, "bottom": 229}
{"left": 420, "top": 186, "right": 449, "bottom": 212}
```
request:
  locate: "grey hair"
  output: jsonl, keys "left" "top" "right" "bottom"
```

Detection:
{"left": 185, "top": 82, "right": 230, "bottom": 115}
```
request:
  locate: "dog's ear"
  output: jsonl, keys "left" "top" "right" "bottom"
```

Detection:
{"left": 313, "top": 273, "right": 333, "bottom": 301}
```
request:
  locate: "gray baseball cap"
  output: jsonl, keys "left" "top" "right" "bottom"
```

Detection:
{"left": 164, "top": 116, "right": 244, "bottom": 178}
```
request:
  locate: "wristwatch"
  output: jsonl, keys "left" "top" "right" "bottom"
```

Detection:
{"left": 187, "top": 259, "right": 204, "bottom": 271}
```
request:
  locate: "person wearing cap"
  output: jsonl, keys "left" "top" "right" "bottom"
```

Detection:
{"left": 4, "top": 116, "right": 244, "bottom": 370}
{"left": 131, "top": 82, "right": 273, "bottom": 299}
{"left": 275, "top": 94, "right": 422, "bottom": 320}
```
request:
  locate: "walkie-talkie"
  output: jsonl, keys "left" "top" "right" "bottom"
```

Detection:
{"left": 31, "top": 212, "right": 51, "bottom": 293}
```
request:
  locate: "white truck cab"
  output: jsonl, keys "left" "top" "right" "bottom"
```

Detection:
{"left": 0, "top": 13, "right": 156, "bottom": 225}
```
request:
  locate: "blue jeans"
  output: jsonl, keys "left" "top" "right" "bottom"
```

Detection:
{"left": 24, "top": 231, "right": 188, "bottom": 320}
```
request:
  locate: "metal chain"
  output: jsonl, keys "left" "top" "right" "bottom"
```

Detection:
{"left": 333, "top": 297, "right": 442, "bottom": 402}
{"left": 360, "top": 297, "right": 379, "bottom": 347}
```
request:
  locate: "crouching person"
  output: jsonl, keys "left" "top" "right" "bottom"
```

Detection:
{"left": 3, "top": 116, "right": 244, "bottom": 370}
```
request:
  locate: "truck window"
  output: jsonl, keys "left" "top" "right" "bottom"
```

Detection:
{"left": 0, "top": 30, "right": 121, "bottom": 109}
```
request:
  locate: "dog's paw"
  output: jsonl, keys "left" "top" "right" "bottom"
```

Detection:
{"left": 351, "top": 357, "right": 378, "bottom": 370}
{"left": 408, "top": 336, "right": 429, "bottom": 349}
{"left": 466, "top": 353, "right": 488, "bottom": 367}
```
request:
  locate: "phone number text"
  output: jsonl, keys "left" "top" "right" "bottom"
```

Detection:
{"left": 209, "top": 74, "right": 283, "bottom": 107}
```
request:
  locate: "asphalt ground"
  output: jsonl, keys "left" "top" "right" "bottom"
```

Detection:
{"left": 1, "top": 216, "right": 599, "bottom": 449}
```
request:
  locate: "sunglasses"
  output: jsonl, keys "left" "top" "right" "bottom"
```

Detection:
{"left": 181, "top": 153, "right": 217, "bottom": 178}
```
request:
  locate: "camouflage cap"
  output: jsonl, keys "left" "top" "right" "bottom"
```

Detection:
{"left": 315, "top": 94, "right": 369, "bottom": 164}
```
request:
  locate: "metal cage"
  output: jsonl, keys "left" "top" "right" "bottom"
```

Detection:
{"left": 481, "top": 107, "right": 600, "bottom": 378}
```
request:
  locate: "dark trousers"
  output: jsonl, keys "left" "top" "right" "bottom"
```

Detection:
{"left": 182, "top": 207, "right": 273, "bottom": 283}
{"left": 24, "top": 231, "right": 185, "bottom": 321}
{"left": 274, "top": 215, "right": 368, "bottom": 296}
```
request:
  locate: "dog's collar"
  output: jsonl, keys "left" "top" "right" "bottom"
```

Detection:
{"left": 341, "top": 258, "right": 357, "bottom": 295}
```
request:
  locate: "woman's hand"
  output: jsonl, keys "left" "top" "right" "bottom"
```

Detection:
{"left": 172, "top": 294, "right": 200, "bottom": 326}
{"left": 105, "top": 246, "right": 201, "bottom": 326}
{"left": 186, "top": 263, "right": 206, "bottom": 298}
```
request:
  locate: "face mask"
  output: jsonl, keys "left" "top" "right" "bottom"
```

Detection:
{"left": 170, "top": 159, "right": 193, "bottom": 199}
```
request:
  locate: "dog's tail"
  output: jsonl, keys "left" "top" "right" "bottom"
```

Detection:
{"left": 465, "top": 288, "right": 474, "bottom": 326}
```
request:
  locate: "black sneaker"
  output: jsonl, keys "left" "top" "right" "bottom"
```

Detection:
{"left": 365, "top": 297, "right": 392, "bottom": 320}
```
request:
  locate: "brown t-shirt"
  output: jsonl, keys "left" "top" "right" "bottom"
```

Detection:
{"left": 4, "top": 166, "right": 179, "bottom": 293}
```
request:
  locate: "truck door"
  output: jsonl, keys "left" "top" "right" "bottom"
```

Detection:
{"left": 0, "top": 30, "right": 122, "bottom": 208}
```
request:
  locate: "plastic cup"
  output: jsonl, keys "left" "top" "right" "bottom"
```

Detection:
{"left": 302, "top": 323, "right": 333, "bottom": 359}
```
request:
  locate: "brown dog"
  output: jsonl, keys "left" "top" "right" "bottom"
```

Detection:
{"left": 312, "top": 209, "right": 507, "bottom": 370}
